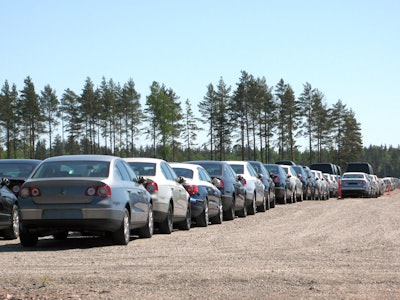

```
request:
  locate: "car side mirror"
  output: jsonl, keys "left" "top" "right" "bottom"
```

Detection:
{"left": 177, "top": 176, "right": 185, "bottom": 184}
{"left": 134, "top": 176, "right": 146, "bottom": 184}
{"left": 0, "top": 177, "right": 10, "bottom": 187}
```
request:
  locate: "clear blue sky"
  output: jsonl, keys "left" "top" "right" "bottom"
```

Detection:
{"left": 1, "top": 0, "right": 399, "bottom": 149}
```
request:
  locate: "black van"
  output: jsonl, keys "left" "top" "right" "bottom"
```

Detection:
{"left": 309, "top": 163, "right": 339, "bottom": 175}
{"left": 344, "top": 162, "right": 374, "bottom": 175}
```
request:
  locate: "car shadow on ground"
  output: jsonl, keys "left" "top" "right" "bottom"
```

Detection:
{"left": 0, "top": 233, "right": 141, "bottom": 252}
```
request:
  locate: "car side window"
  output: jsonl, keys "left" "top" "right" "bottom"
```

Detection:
{"left": 247, "top": 164, "right": 257, "bottom": 177}
{"left": 199, "top": 168, "right": 212, "bottom": 182}
{"left": 115, "top": 160, "right": 131, "bottom": 181}
{"left": 161, "top": 162, "right": 175, "bottom": 181}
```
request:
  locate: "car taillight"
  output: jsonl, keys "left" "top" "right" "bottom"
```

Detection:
{"left": 218, "top": 179, "right": 225, "bottom": 189}
{"left": 144, "top": 181, "right": 158, "bottom": 193}
{"left": 273, "top": 176, "right": 281, "bottom": 184}
{"left": 85, "top": 185, "right": 111, "bottom": 197}
{"left": 19, "top": 187, "right": 41, "bottom": 198}
{"left": 12, "top": 185, "right": 21, "bottom": 194}
{"left": 184, "top": 184, "right": 199, "bottom": 195}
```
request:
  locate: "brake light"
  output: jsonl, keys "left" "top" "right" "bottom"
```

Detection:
{"left": 143, "top": 181, "right": 158, "bottom": 193}
{"left": 273, "top": 176, "right": 281, "bottom": 184}
{"left": 184, "top": 184, "right": 199, "bottom": 195}
{"left": 12, "top": 185, "right": 21, "bottom": 194}
{"left": 218, "top": 179, "right": 225, "bottom": 189}
{"left": 85, "top": 185, "right": 111, "bottom": 197}
{"left": 19, "top": 187, "right": 41, "bottom": 198}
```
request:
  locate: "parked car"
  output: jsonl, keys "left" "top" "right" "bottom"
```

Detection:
{"left": 170, "top": 163, "right": 223, "bottom": 226}
{"left": 185, "top": 160, "right": 246, "bottom": 220}
{"left": 18, "top": 155, "right": 154, "bottom": 247}
{"left": 124, "top": 157, "right": 191, "bottom": 234}
{"left": 248, "top": 161, "right": 276, "bottom": 209}
{"left": 345, "top": 162, "right": 374, "bottom": 175}
{"left": 309, "top": 162, "right": 340, "bottom": 176}
{"left": 275, "top": 160, "right": 296, "bottom": 166}
{"left": 280, "top": 165, "right": 303, "bottom": 202}
{"left": 0, "top": 178, "right": 19, "bottom": 240}
{"left": 310, "top": 169, "right": 325, "bottom": 200}
{"left": 302, "top": 166, "right": 316, "bottom": 200}
{"left": 225, "top": 161, "right": 265, "bottom": 215}
{"left": 0, "top": 159, "right": 41, "bottom": 195}
{"left": 368, "top": 174, "right": 380, "bottom": 198}
{"left": 293, "top": 165, "right": 312, "bottom": 201}
{"left": 340, "top": 172, "right": 372, "bottom": 198}
{"left": 264, "top": 164, "right": 293, "bottom": 204}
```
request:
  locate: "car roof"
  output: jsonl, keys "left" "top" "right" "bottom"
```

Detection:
{"left": 123, "top": 157, "right": 165, "bottom": 163}
{"left": 42, "top": 155, "right": 117, "bottom": 162}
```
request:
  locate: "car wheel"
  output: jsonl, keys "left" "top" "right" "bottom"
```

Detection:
{"left": 159, "top": 203, "right": 173, "bottom": 234}
{"left": 196, "top": 200, "right": 209, "bottom": 227}
{"left": 137, "top": 203, "right": 154, "bottom": 238}
{"left": 237, "top": 201, "right": 247, "bottom": 218}
{"left": 257, "top": 194, "right": 267, "bottom": 212}
{"left": 177, "top": 202, "right": 191, "bottom": 231}
{"left": 53, "top": 231, "right": 69, "bottom": 240}
{"left": 210, "top": 203, "right": 223, "bottom": 224}
{"left": 224, "top": 196, "right": 235, "bottom": 221}
{"left": 299, "top": 191, "right": 304, "bottom": 202}
{"left": 112, "top": 208, "right": 130, "bottom": 245}
{"left": 248, "top": 194, "right": 256, "bottom": 215}
{"left": 270, "top": 193, "right": 276, "bottom": 208}
{"left": 281, "top": 190, "right": 287, "bottom": 205}
{"left": 2, "top": 205, "right": 20, "bottom": 240}
{"left": 19, "top": 229, "right": 38, "bottom": 247}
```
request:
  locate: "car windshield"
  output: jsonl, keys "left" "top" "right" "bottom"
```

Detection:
{"left": 172, "top": 167, "right": 194, "bottom": 179}
{"left": 32, "top": 161, "right": 110, "bottom": 178}
{"left": 0, "top": 163, "right": 37, "bottom": 178}
{"left": 126, "top": 162, "right": 156, "bottom": 176}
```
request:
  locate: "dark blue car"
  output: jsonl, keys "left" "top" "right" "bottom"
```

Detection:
{"left": 185, "top": 161, "right": 246, "bottom": 220}
{"left": 264, "top": 164, "right": 293, "bottom": 204}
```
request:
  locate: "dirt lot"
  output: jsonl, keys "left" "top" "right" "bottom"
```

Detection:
{"left": 1, "top": 190, "right": 400, "bottom": 299}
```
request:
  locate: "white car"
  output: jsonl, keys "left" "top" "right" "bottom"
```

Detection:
{"left": 124, "top": 158, "right": 191, "bottom": 234}
{"left": 170, "top": 163, "right": 223, "bottom": 226}
{"left": 312, "top": 170, "right": 329, "bottom": 200}
{"left": 281, "top": 165, "right": 303, "bottom": 202}
{"left": 224, "top": 161, "right": 265, "bottom": 215}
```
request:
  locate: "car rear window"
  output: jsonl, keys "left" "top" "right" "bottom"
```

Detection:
{"left": 126, "top": 162, "right": 156, "bottom": 176}
{"left": 32, "top": 161, "right": 110, "bottom": 178}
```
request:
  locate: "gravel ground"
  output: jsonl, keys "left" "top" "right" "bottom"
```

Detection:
{"left": 1, "top": 190, "right": 400, "bottom": 299}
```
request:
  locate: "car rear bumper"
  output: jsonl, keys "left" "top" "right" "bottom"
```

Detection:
{"left": 19, "top": 207, "right": 124, "bottom": 235}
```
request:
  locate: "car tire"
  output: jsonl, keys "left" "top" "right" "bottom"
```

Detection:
{"left": 210, "top": 204, "right": 223, "bottom": 224}
{"left": 196, "top": 200, "right": 209, "bottom": 227}
{"left": 248, "top": 194, "right": 256, "bottom": 215}
{"left": 281, "top": 190, "right": 287, "bottom": 205}
{"left": 270, "top": 193, "right": 276, "bottom": 208}
{"left": 224, "top": 196, "right": 235, "bottom": 221}
{"left": 137, "top": 204, "right": 154, "bottom": 238}
{"left": 111, "top": 208, "right": 130, "bottom": 245}
{"left": 257, "top": 194, "right": 267, "bottom": 212}
{"left": 19, "top": 229, "right": 38, "bottom": 247}
{"left": 236, "top": 201, "right": 247, "bottom": 218}
{"left": 2, "top": 205, "right": 20, "bottom": 240}
{"left": 159, "top": 203, "right": 174, "bottom": 234}
{"left": 177, "top": 202, "right": 191, "bottom": 231}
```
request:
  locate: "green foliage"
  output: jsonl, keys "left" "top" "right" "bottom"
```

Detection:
{"left": 2, "top": 72, "right": 395, "bottom": 177}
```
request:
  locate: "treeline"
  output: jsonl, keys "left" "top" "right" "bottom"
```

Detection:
{"left": 0, "top": 71, "right": 398, "bottom": 177}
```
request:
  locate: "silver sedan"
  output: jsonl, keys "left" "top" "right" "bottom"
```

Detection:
{"left": 18, "top": 155, "right": 153, "bottom": 247}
